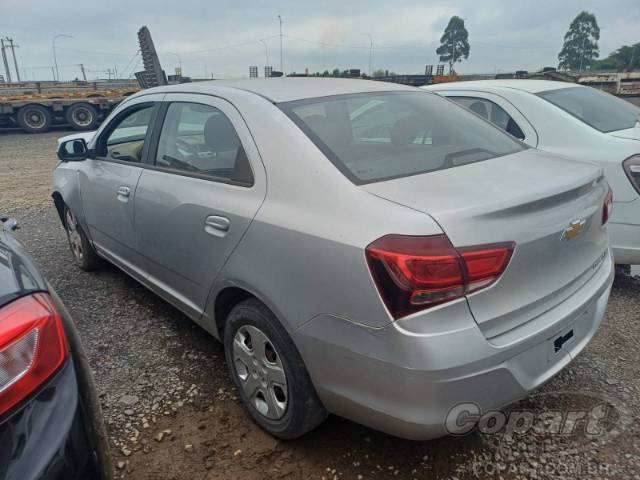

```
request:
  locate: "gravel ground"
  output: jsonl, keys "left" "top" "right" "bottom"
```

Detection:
{"left": 1, "top": 129, "right": 639, "bottom": 480}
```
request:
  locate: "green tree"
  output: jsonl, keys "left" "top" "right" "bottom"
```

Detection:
{"left": 371, "top": 69, "right": 386, "bottom": 78}
{"left": 558, "top": 11, "right": 600, "bottom": 71}
{"left": 593, "top": 43, "right": 640, "bottom": 71}
{"left": 436, "top": 16, "right": 470, "bottom": 74}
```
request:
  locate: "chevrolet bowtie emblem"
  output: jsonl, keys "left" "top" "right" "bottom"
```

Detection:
{"left": 561, "top": 219, "right": 586, "bottom": 241}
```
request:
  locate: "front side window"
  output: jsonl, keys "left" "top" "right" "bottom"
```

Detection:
{"left": 281, "top": 92, "right": 525, "bottom": 184}
{"left": 538, "top": 86, "right": 640, "bottom": 133}
{"left": 155, "top": 102, "right": 251, "bottom": 183}
{"left": 98, "top": 105, "right": 155, "bottom": 162}
{"left": 449, "top": 96, "right": 525, "bottom": 140}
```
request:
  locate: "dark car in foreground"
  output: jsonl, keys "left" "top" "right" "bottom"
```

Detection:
{"left": 0, "top": 215, "right": 111, "bottom": 480}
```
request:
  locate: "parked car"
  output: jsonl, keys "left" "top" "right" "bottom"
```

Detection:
{"left": 423, "top": 80, "right": 640, "bottom": 265}
{"left": 0, "top": 215, "right": 111, "bottom": 479}
{"left": 53, "top": 78, "right": 614, "bottom": 440}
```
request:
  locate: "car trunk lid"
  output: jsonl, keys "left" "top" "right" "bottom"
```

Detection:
{"left": 363, "top": 149, "right": 609, "bottom": 339}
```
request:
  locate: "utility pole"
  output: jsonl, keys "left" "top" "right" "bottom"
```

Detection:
{"left": 79, "top": 63, "right": 87, "bottom": 81}
{"left": 278, "top": 15, "right": 283, "bottom": 73}
{"left": 260, "top": 39, "right": 269, "bottom": 69}
{"left": 6, "top": 38, "right": 20, "bottom": 81}
{"left": 106, "top": 68, "right": 113, "bottom": 80}
{"left": 0, "top": 39, "right": 11, "bottom": 83}
{"left": 53, "top": 34, "right": 73, "bottom": 81}
{"left": 361, "top": 33, "right": 373, "bottom": 76}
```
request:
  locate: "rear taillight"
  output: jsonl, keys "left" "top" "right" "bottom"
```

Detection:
{"left": 0, "top": 293, "right": 68, "bottom": 417}
{"left": 365, "top": 234, "right": 514, "bottom": 319}
{"left": 602, "top": 186, "right": 613, "bottom": 225}
{"left": 623, "top": 155, "right": 640, "bottom": 194}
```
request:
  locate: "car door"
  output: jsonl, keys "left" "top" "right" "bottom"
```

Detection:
{"left": 77, "top": 94, "right": 163, "bottom": 276}
{"left": 444, "top": 91, "right": 539, "bottom": 147}
{"left": 133, "top": 94, "right": 266, "bottom": 318}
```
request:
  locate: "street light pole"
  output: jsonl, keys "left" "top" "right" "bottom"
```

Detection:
{"left": 361, "top": 33, "right": 373, "bottom": 76}
{"left": 52, "top": 34, "right": 73, "bottom": 81}
{"left": 260, "top": 39, "right": 269, "bottom": 67}
{"left": 278, "top": 15, "right": 283, "bottom": 73}
{"left": 166, "top": 52, "right": 182, "bottom": 75}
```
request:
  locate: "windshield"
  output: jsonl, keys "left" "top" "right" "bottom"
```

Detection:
{"left": 538, "top": 86, "right": 640, "bottom": 133}
{"left": 280, "top": 91, "right": 525, "bottom": 184}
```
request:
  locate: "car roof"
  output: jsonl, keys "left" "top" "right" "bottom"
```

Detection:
{"left": 425, "top": 79, "right": 582, "bottom": 94}
{"left": 154, "top": 77, "right": 417, "bottom": 103}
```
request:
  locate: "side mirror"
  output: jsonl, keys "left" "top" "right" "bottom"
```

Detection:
{"left": 57, "top": 138, "right": 88, "bottom": 162}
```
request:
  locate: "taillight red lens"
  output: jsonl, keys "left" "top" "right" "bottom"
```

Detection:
{"left": 366, "top": 234, "right": 514, "bottom": 319}
{"left": 622, "top": 154, "right": 640, "bottom": 194}
{"left": 602, "top": 186, "right": 613, "bottom": 225}
{"left": 0, "top": 293, "right": 68, "bottom": 417}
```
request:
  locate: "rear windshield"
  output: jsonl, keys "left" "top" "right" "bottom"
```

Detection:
{"left": 538, "top": 86, "right": 640, "bottom": 133}
{"left": 280, "top": 91, "right": 525, "bottom": 184}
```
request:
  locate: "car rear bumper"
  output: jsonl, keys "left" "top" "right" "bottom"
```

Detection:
{"left": 295, "top": 249, "right": 614, "bottom": 440}
{"left": 0, "top": 359, "right": 101, "bottom": 480}
{"left": 609, "top": 199, "right": 640, "bottom": 264}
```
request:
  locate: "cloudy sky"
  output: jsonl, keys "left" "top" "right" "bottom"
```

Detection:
{"left": 1, "top": 0, "right": 638, "bottom": 81}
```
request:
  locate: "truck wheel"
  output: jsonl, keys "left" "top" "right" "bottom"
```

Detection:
{"left": 66, "top": 103, "right": 99, "bottom": 130}
{"left": 17, "top": 104, "right": 52, "bottom": 134}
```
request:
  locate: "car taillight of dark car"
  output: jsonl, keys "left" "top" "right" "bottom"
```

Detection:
{"left": 0, "top": 293, "right": 68, "bottom": 417}
{"left": 365, "top": 234, "right": 514, "bottom": 319}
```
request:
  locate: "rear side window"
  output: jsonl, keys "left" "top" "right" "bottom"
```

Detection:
{"left": 155, "top": 102, "right": 253, "bottom": 184}
{"left": 280, "top": 92, "right": 525, "bottom": 184}
{"left": 449, "top": 96, "right": 525, "bottom": 140}
{"left": 538, "top": 86, "right": 640, "bottom": 133}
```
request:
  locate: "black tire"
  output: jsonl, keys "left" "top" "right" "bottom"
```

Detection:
{"left": 224, "top": 298, "right": 327, "bottom": 439}
{"left": 16, "top": 104, "right": 52, "bottom": 134}
{"left": 66, "top": 102, "right": 99, "bottom": 130}
{"left": 63, "top": 205, "right": 103, "bottom": 271}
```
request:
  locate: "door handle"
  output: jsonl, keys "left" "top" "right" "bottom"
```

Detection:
{"left": 117, "top": 186, "right": 130, "bottom": 197}
{"left": 204, "top": 215, "right": 230, "bottom": 237}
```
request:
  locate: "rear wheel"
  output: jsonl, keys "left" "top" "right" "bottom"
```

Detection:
{"left": 224, "top": 298, "right": 327, "bottom": 439}
{"left": 64, "top": 206, "right": 102, "bottom": 271}
{"left": 17, "top": 104, "right": 52, "bottom": 133}
{"left": 66, "top": 103, "right": 99, "bottom": 130}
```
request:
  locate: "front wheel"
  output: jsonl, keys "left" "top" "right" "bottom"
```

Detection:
{"left": 224, "top": 298, "right": 327, "bottom": 439}
{"left": 64, "top": 206, "right": 102, "bottom": 271}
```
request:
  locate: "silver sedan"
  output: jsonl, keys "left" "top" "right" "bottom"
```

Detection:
{"left": 52, "top": 78, "right": 614, "bottom": 440}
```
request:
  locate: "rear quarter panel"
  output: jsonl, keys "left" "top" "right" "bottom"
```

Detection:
{"left": 205, "top": 93, "right": 446, "bottom": 332}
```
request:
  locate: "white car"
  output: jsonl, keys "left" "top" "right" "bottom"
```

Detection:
{"left": 423, "top": 80, "right": 640, "bottom": 265}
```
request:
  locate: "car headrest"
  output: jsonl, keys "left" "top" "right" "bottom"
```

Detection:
{"left": 469, "top": 101, "right": 489, "bottom": 119}
{"left": 303, "top": 114, "right": 331, "bottom": 139}
{"left": 390, "top": 116, "right": 425, "bottom": 147}
{"left": 204, "top": 114, "right": 240, "bottom": 152}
